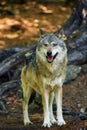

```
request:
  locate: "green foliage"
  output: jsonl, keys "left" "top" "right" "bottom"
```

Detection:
{"left": 18, "top": 88, "right": 23, "bottom": 101}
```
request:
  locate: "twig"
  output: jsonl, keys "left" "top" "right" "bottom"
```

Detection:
{"left": 0, "top": 100, "right": 8, "bottom": 115}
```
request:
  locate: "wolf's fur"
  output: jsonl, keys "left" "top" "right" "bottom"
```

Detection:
{"left": 21, "top": 32, "right": 67, "bottom": 128}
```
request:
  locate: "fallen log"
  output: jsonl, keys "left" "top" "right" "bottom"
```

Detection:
{"left": 0, "top": 47, "right": 25, "bottom": 62}
{"left": 0, "top": 80, "right": 21, "bottom": 97}
{"left": 0, "top": 44, "right": 36, "bottom": 77}
{"left": 67, "top": 31, "right": 87, "bottom": 65}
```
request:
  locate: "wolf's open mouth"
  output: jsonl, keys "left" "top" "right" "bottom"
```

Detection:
{"left": 46, "top": 52, "right": 58, "bottom": 63}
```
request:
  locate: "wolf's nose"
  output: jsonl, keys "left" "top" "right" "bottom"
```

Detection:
{"left": 47, "top": 51, "right": 52, "bottom": 56}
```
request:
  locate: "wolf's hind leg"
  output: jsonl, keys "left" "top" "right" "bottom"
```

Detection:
{"left": 22, "top": 84, "right": 33, "bottom": 125}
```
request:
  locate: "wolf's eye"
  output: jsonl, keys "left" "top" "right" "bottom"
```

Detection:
{"left": 53, "top": 43, "right": 57, "bottom": 47}
{"left": 44, "top": 43, "right": 48, "bottom": 47}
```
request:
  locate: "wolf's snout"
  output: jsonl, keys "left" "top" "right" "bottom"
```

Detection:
{"left": 47, "top": 51, "right": 52, "bottom": 56}
{"left": 46, "top": 51, "right": 53, "bottom": 63}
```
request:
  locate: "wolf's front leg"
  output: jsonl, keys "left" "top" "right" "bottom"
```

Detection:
{"left": 49, "top": 92, "right": 56, "bottom": 124}
{"left": 55, "top": 87, "right": 66, "bottom": 126}
{"left": 42, "top": 90, "right": 52, "bottom": 128}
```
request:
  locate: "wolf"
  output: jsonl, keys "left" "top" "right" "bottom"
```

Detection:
{"left": 21, "top": 31, "right": 67, "bottom": 128}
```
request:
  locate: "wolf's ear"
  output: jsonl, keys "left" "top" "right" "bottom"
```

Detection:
{"left": 54, "top": 29, "right": 67, "bottom": 41}
{"left": 40, "top": 29, "right": 46, "bottom": 39}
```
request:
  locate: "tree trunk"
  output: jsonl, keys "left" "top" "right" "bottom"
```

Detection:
{"left": 59, "top": 0, "right": 87, "bottom": 65}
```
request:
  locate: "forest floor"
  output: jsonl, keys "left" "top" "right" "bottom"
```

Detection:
{"left": 0, "top": 73, "right": 87, "bottom": 130}
{"left": 0, "top": 1, "right": 87, "bottom": 130}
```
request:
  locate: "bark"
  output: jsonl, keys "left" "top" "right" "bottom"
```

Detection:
{"left": 0, "top": 44, "right": 36, "bottom": 77}
{"left": 59, "top": 0, "right": 87, "bottom": 65}
{"left": 0, "top": 47, "right": 24, "bottom": 62}
{"left": 67, "top": 29, "right": 87, "bottom": 65}
{"left": 0, "top": 80, "right": 21, "bottom": 97}
{"left": 62, "top": 0, "right": 87, "bottom": 37}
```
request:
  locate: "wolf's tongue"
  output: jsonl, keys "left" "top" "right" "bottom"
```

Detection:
{"left": 47, "top": 56, "right": 53, "bottom": 63}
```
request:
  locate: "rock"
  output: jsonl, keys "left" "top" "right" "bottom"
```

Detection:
{"left": 65, "top": 65, "right": 81, "bottom": 83}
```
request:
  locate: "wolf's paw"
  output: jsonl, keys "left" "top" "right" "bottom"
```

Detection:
{"left": 42, "top": 120, "right": 52, "bottom": 128}
{"left": 57, "top": 119, "right": 66, "bottom": 126}
{"left": 24, "top": 120, "right": 33, "bottom": 126}
{"left": 50, "top": 116, "right": 57, "bottom": 124}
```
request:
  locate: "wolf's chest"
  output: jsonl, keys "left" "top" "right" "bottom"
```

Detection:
{"left": 43, "top": 76, "right": 62, "bottom": 92}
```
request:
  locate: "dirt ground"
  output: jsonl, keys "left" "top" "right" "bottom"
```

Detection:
{"left": 0, "top": 0, "right": 71, "bottom": 50}
{"left": 0, "top": 1, "right": 87, "bottom": 129}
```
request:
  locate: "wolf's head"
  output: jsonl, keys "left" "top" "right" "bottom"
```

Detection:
{"left": 36, "top": 31, "right": 67, "bottom": 64}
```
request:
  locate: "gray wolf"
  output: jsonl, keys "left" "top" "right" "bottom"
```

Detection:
{"left": 21, "top": 31, "right": 67, "bottom": 128}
